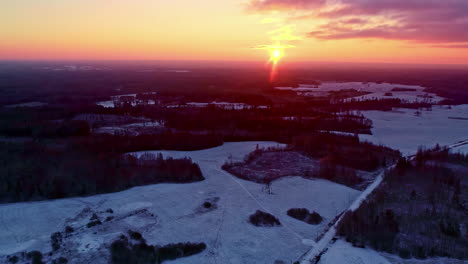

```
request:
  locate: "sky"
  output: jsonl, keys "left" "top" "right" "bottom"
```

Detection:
{"left": 1, "top": 0, "right": 468, "bottom": 64}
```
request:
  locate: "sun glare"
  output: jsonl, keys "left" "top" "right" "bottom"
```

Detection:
{"left": 272, "top": 48, "right": 281, "bottom": 60}
{"left": 267, "top": 45, "right": 285, "bottom": 82}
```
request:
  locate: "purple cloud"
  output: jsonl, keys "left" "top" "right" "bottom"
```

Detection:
{"left": 247, "top": 0, "right": 468, "bottom": 46}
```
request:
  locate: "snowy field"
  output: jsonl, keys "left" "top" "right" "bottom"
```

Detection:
{"left": 319, "top": 239, "right": 468, "bottom": 264}
{"left": 359, "top": 105, "right": 468, "bottom": 155}
{"left": 96, "top": 93, "right": 158, "bottom": 108}
{"left": 0, "top": 142, "right": 360, "bottom": 263}
{"left": 94, "top": 122, "right": 163, "bottom": 135}
{"left": 454, "top": 144, "right": 468, "bottom": 155}
{"left": 319, "top": 240, "right": 391, "bottom": 264}
{"left": 276, "top": 82, "right": 444, "bottom": 103}
{"left": 167, "top": 101, "right": 269, "bottom": 110}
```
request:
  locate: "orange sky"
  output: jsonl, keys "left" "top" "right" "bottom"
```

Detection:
{"left": 1, "top": 0, "right": 467, "bottom": 64}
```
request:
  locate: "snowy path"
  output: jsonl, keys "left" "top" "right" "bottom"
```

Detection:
{"left": 298, "top": 169, "right": 386, "bottom": 264}
{"left": 298, "top": 140, "right": 465, "bottom": 264}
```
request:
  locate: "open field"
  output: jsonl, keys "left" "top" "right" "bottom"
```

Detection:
{"left": 360, "top": 105, "right": 468, "bottom": 155}
{"left": 0, "top": 142, "right": 360, "bottom": 264}
{"left": 276, "top": 82, "right": 444, "bottom": 103}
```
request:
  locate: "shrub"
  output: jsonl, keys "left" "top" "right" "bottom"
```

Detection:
{"left": 86, "top": 220, "right": 102, "bottom": 228}
{"left": 110, "top": 235, "right": 206, "bottom": 264}
{"left": 287, "top": 208, "right": 323, "bottom": 225}
{"left": 90, "top": 213, "right": 99, "bottom": 220}
{"left": 7, "top": 256, "right": 18, "bottom": 263}
{"left": 65, "top": 226, "right": 74, "bottom": 234}
{"left": 26, "top": 251, "right": 44, "bottom": 264}
{"left": 249, "top": 210, "right": 281, "bottom": 227}
{"left": 52, "top": 257, "right": 68, "bottom": 264}
{"left": 158, "top": 242, "right": 207, "bottom": 261}
{"left": 128, "top": 230, "right": 143, "bottom": 241}
{"left": 51, "top": 232, "right": 63, "bottom": 251}
{"left": 203, "top": 202, "right": 212, "bottom": 209}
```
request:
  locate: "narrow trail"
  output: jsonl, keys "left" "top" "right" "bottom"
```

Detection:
{"left": 214, "top": 162, "right": 308, "bottom": 242}
{"left": 298, "top": 140, "right": 466, "bottom": 264}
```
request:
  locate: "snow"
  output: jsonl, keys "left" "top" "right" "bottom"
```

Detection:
{"left": 299, "top": 168, "right": 386, "bottom": 264}
{"left": 276, "top": 82, "right": 443, "bottom": 103}
{"left": 0, "top": 199, "right": 86, "bottom": 254}
{"left": 167, "top": 101, "right": 269, "bottom": 110}
{"left": 0, "top": 142, "right": 360, "bottom": 263}
{"left": 319, "top": 240, "right": 391, "bottom": 264}
{"left": 359, "top": 105, "right": 468, "bottom": 155}
{"left": 454, "top": 145, "right": 468, "bottom": 154}
{"left": 96, "top": 93, "right": 157, "bottom": 108}
{"left": 94, "top": 122, "right": 163, "bottom": 135}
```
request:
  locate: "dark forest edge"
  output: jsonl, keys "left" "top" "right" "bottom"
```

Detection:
{"left": 337, "top": 146, "right": 468, "bottom": 260}
{"left": 0, "top": 141, "right": 204, "bottom": 203}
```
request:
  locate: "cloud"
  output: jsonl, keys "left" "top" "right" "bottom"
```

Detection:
{"left": 246, "top": 0, "right": 327, "bottom": 12}
{"left": 246, "top": 0, "right": 468, "bottom": 46}
{"left": 430, "top": 43, "right": 468, "bottom": 49}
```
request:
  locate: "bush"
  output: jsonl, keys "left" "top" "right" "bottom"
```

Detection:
{"left": 65, "top": 226, "right": 74, "bottom": 234}
{"left": 7, "top": 256, "right": 18, "bottom": 263}
{"left": 51, "top": 232, "right": 63, "bottom": 251}
{"left": 287, "top": 208, "right": 323, "bottom": 225}
{"left": 90, "top": 213, "right": 99, "bottom": 220}
{"left": 52, "top": 257, "right": 68, "bottom": 264}
{"left": 249, "top": 210, "right": 281, "bottom": 227}
{"left": 158, "top": 243, "right": 207, "bottom": 261}
{"left": 86, "top": 220, "right": 102, "bottom": 228}
{"left": 110, "top": 234, "right": 206, "bottom": 264}
{"left": 203, "top": 202, "right": 212, "bottom": 209}
{"left": 128, "top": 230, "right": 143, "bottom": 241}
{"left": 26, "top": 251, "right": 44, "bottom": 264}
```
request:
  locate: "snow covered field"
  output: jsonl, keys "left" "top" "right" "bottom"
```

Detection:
{"left": 319, "top": 240, "right": 391, "bottom": 264}
{"left": 359, "top": 105, "right": 468, "bottom": 155}
{"left": 94, "top": 122, "right": 163, "bottom": 135}
{"left": 96, "top": 93, "right": 158, "bottom": 108}
{"left": 0, "top": 142, "right": 360, "bottom": 263}
{"left": 167, "top": 101, "right": 269, "bottom": 110}
{"left": 276, "top": 82, "right": 444, "bottom": 103}
{"left": 454, "top": 144, "right": 468, "bottom": 155}
{"left": 320, "top": 241, "right": 468, "bottom": 264}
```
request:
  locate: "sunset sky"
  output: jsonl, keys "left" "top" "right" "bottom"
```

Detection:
{"left": 2, "top": 0, "right": 468, "bottom": 64}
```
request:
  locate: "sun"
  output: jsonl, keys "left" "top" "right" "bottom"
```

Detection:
{"left": 272, "top": 48, "right": 282, "bottom": 60}
{"left": 254, "top": 44, "right": 293, "bottom": 82}
{"left": 267, "top": 46, "right": 284, "bottom": 82}
{"left": 268, "top": 46, "right": 283, "bottom": 65}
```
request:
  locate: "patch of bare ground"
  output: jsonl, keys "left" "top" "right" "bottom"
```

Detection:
{"left": 223, "top": 148, "right": 368, "bottom": 189}
{"left": 224, "top": 150, "right": 319, "bottom": 183}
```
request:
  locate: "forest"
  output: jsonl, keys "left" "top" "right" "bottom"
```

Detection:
{"left": 0, "top": 141, "right": 203, "bottom": 203}
{"left": 338, "top": 147, "right": 468, "bottom": 260}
